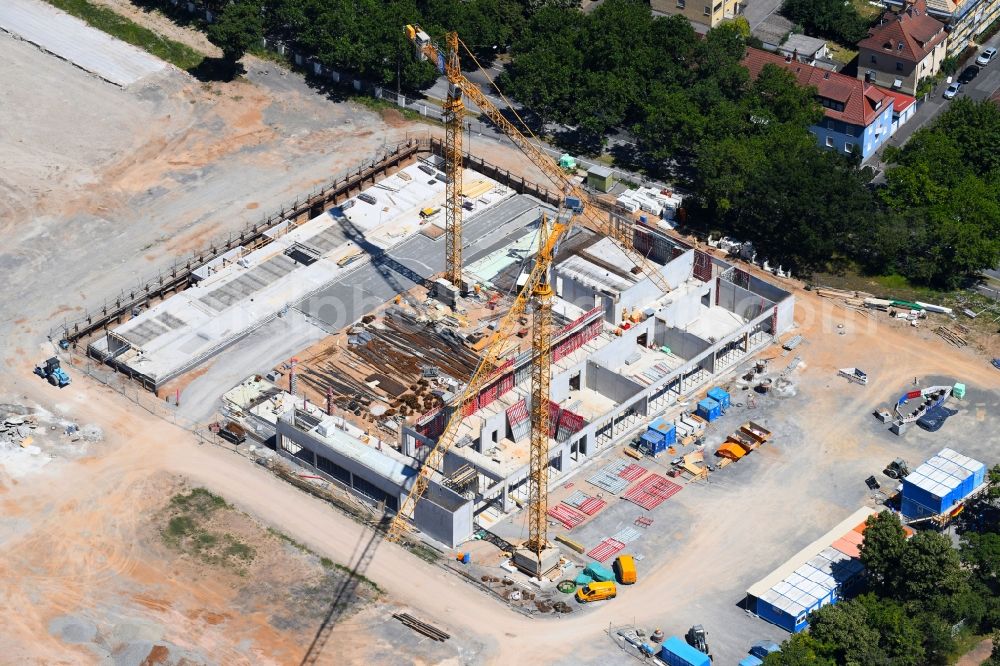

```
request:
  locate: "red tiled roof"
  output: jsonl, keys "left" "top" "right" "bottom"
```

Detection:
{"left": 858, "top": 0, "right": 946, "bottom": 63}
{"left": 877, "top": 87, "right": 917, "bottom": 113}
{"left": 742, "top": 48, "right": 890, "bottom": 126}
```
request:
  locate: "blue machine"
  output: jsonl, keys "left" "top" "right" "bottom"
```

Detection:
{"left": 34, "top": 357, "right": 71, "bottom": 388}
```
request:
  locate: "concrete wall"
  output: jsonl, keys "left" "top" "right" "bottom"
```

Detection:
{"left": 659, "top": 326, "right": 713, "bottom": 359}
{"left": 276, "top": 418, "right": 403, "bottom": 507}
{"left": 586, "top": 362, "right": 645, "bottom": 402}
{"left": 551, "top": 356, "right": 588, "bottom": 403}
{"left": 557, "top": 273, "right": 602, "bottom": 312}
{"left": 748, "top": 274, "right": 790, "bottom": 304}
{"left": 589, "top": 318, "right": 655, "bottom": 368}
{"left": 717, "top": 280, "right": 774, "bottom": 320}
{"left": 413, "top": 483, "right": 474, "bottom": 548}
{"left": 658, "top": 283, "right": 710, "bottom": 328}
{"left": 776, "top": 296, "right": 795, "bottom": 334}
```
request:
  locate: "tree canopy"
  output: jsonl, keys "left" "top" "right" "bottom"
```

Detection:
{"left": 208, "top": 0, "right": 265, "bottom": 64}
{"left": 781, "top": 0, "right": 871, "bottom": 45}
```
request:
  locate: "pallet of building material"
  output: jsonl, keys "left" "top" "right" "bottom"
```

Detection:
{"left": 587, "top": 538, "right": 626, "bottom": 562}
{"left": 618, "top": 463, "right": 647, "bottom": 482}
{"left": 587, "top": 461, "right": 631, "bottom": 494}
{"left": 563, "top": 489, "right": 591, "bottom": 509}
{"left": 393, "top": 613, "right": 450, "bottom": 642}
{"left": 622, "top": 474, "right": 683, "bottom": 511}
{"left": 578, "top": 496, "right": 607, "bottom": 516}
{"left": 548, "top": 505, "right": 586, "bottom": 529}
{"left": 612, "top": 526, "right": 643, "bottom": 544}
{"left": 935, "top": 326, "right": 968, "bottom": 347}
{"left": 634, "top": 516, "right": 654, "bottom": 528}
{"left": 555, "top": 534, "right": 586, "bottom": 553}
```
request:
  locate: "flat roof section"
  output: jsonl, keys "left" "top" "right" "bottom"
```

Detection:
{"left": 683, "top": 305, "right": 748, "bottom": 343}
{"left": 97, "top": 163, "right": 518, "bottom": 387}
{"left": 298, "top": 194, "right": 551, "bottom": 330}
{"left": 747, "top": 506, "right": 877, "bottom": 600}
{"left": 0, "top": 0, "right": 167, "bottom": 86}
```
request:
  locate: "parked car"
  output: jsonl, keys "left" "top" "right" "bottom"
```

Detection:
{"left": 976, "top": 47, "right": 997, "bottom": 66}
{"left": 958, "top": 65, "right": 980, "bottom": 84}
{"left": 575, "top": 580, "right": 617, "bottom": 603}
{"left": 943, "top": 82, "right": 961, "bottom": 99}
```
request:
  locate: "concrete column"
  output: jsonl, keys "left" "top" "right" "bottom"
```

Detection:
{"left": 501, "top": 480, "right": 513, "bottom": 512}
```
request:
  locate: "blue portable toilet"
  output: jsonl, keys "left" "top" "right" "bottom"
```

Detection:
{"left": 707, "top": 387, "right": 731, "bottom": 409}
{"left": 696, "top": 398, "right": 721, "bottom": 422}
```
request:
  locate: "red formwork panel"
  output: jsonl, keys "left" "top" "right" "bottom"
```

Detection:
{"left": 618, "top": 464, "right": 647, "bottom": 482}
{"left": 578, "top": 497, "right": 607, "bottom": 516}
{"left": 623, "top": 474, "right": 682, "bottom": 511}
{"left": 587, "top": 538, "right": 626, "bottom": 562}
{"left": 547, "top": 505, "right": 585, "bottom": 529}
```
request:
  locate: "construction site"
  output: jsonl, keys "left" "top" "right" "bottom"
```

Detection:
{"left": 3, "top": 5, "right": 999, "bottom": 666}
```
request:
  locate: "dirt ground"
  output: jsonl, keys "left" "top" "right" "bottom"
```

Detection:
{"left": 2, "top": 7, "right": 998, "bottom": 664}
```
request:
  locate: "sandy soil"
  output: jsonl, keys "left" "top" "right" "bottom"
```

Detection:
{"left": 3, "top": 280, "right": 997, "bottom": 664}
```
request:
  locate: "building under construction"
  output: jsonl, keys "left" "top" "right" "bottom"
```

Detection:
{"left": 394, "top": 222, "right": 793, "bottom": 537}
{"left": 84, "top": 151, "right": 792, "bottom": 549}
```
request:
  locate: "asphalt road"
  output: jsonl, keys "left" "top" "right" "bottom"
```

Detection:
{"left": 885, "top": 33, "right": 1000, "bottom": 149}
{"left": 296, "top": 193, "right": 552, "bottom": 329}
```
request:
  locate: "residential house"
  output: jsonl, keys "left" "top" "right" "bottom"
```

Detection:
{"left": 857, "top": 0, "right": 948, "bottom": 96}
{"left": 776, "top": 34, "right": 830, "bottom": 66}
{"left": 743, "top": 48, "right": 916, "bottom": 162}
{"left": 649, "top": 0, "right": 742, "bottom": 29}
{"left": 885, "top": 0, "right": 1000, "bottom": 58}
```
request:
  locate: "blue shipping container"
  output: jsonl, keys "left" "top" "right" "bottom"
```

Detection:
{"left": 739, "top": 657, "right": 764, "bottom": 666}
{"left": 901, "top": 496, "right": 937, "bottom": 520}
{"left": 640, "top": 431, "right": 667, "bottom": 455}
{"left": 696, "top": 398, "right": 721, "bottom": 422}
{"left": 707, "top": 387, "right": 731, "bottom": 409}
{"left": 659, "top": 636, "right": 711, "bottom": 666}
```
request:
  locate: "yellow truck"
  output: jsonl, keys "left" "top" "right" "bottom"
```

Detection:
{"left": 575, "top": 580, "right": 617, "bottom": 603}
{"left": 614, "top": 555, "right": 637, "bottom": 585}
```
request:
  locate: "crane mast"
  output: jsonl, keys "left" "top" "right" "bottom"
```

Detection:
{"left": 410, "top": 26, "right": 464, "bottom": 287}
{"left": 526, "top": 213, "right": 554, "bottom": 567}
{"left": 393, "top": 27, "right": 673, "bottom": 572}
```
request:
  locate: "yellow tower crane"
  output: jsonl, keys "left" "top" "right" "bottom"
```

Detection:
{"left": 393, "top": 27, "right": 676, "bottom": 573}
{"left": 407, "top": 25, "right": 464, "bottom": 287}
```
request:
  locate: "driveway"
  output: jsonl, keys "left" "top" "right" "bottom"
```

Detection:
{"left": 743, "top": 0, "right": 786, "bottom": 32}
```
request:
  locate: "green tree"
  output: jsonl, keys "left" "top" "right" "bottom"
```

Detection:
{"left": 856, "top": 594, "right": 926, "bottom": 666}
{"left": 207, "top": 0, "right": 265, "bottom": 65}
{"left": 859, "top": 511, "right": 908, "bottom": 596}
{"left": 781, "top": 0, "right": 870, "bottom": 45}
{"left": 764, "top": 632, "right": 835, "bottom": 666}
{"left": 807, "top": 600, "right": 886, "bottom": 665}
{"left": 899, "top": 531, "right": 968, "bottom": 603}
